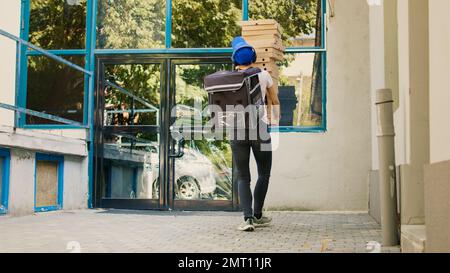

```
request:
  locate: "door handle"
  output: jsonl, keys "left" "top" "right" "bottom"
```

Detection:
{"left": 169, "top": 137, "right": 185, "bottom": 158}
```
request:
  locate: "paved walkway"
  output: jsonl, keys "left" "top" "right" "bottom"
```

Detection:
{"left": 0, "top": 210, "right": 399, "bottom": 253}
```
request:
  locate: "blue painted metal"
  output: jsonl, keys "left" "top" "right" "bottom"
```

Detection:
{"left": 322, "top": 0, "right": 327, "bottom": 51}
{"left": 87, "top": 0, "right": 98, "bottom": 208}
{"left": 95, "top": 48, "right": 234, "bottom": 55}
{"left": 106, "top": 165, "right": 112, "bottom": 198}
{"left": 84, "top": 0, "right": 94, "bottom": 126}
{"left": 105, "top": 80, "right": 158, "bottom": 111}
{"left": 34, "top": 153, "right": 64, "bottom": 213}
{"left": 165, "top": 0, "right": 172, "bottom": 48}
{"left": 17, "top": 0, "right": 30, "bottom": 127}
{"left": 0, "top": 102, "right": 89, "bottom": 128}
{"left": 14, "top": 0, "right": 328, "bottom": 210}
{"left": 270, "top": 126, "right": 326, "bottom": 133}
{"left": 132, "top": 167, "right": 138, "bottom": 198}
{"left": 26, "top": 49, "right": 87, "bottom": 56}
{"left": 322, "top": 52, "right": 327, "bottom": 131}
{"left": 15, "top": 0, "right": 94, "bottom": 128}
{"left": 0, "top": 29, "right": 92, "bottom": 76}
{"left": 242, "top": 0, "right": 249, "bottom": 21}
{"left": 0, "top": 148, "right": 11, "bottom": 214}
{"left": 22, "top": 125, "right": 87, "bottom": 130}
{"left": 285, "top": 47, "right": 326, "bottom": 53}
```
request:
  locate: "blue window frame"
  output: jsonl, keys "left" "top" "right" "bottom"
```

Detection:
{"left": 18, "top": 0, "right": 327, "bottom": 132}
{"left": 17, "top": 0, "right": 327, "bottom": 209}
{"left": 0, "top": 148, "right": 11, "bottom": 214}
{"left": 18, "top": 0, "right": 95, "bottom": 129}
{"left": 34, "top": 153, "right": 64, "bottom": 212}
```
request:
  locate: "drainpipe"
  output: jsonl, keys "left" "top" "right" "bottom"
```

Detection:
{"left": 376, "top": 88, "right": 399, "bottom": 246}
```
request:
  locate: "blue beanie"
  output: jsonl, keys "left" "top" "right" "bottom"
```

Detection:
{"left": 231, "top": 36, "right": 257, "bottom": 65}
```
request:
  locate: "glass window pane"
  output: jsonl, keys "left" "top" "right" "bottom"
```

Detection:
{"left": 29, "top": 0, "right": 87, "bottom": 49}
{"left": 172, "top": 0, "right": 242, "bottom": 48}
{"left": 103, "top": 64, "right": 161, "bottom": 127}
{"left": 35, "top": 160, "right": 59, "bottom": 208}
{"left": 26, "top": 55, "right": 85, "bottom": 124}
{"left": 0, "top": 158, "right": 3, "bottom": 205}
{"left": 276, "top": 53, "right": 323, "bottom": 127}
{"left": 174, "top": 63, "right": 233, "bottom": 201}
{"left": 249, "top": 0, "right": 322, "bottom": 48}
{"left": 102, "top": 63, "right": 161, "bottom": 200}
{"left": 102, "top": 133, "right": 160, "bottom": 199}
{"left": 97, "top": 0, "right": 166, "bottom": 49}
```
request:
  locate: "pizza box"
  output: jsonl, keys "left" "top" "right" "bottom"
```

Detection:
{"left": 242, "top": 29, "right": 281, "bottom": 37}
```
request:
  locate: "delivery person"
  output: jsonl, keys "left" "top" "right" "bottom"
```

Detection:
{"left": 230, "top": 36, "right": 280, "bottom": 232}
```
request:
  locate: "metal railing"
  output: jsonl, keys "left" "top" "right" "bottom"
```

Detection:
{"left": 0, "top": 28, "right": 92, "bottom": 128}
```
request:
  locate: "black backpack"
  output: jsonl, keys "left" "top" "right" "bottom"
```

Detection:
{"left": 204, "top": 68, "right": 263, "bottom": 130}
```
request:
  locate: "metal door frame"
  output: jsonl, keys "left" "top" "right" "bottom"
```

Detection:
{"left": 94, "top": 54, "right": 239, "bottom": 211}
{"left": 168, "top": 58, "right": 239, "bottom": 211}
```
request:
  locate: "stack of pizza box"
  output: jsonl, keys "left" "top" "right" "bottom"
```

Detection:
{"left": 240, "top": 19, "right": 285, "bottom": 89}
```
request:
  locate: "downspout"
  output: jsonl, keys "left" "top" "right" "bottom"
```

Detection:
{"left": 376, "top": 88, "right": 400, "bottom": 246}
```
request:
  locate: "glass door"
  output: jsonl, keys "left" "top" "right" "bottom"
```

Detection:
{"left": 95, "top": 58, "right": 167, "bottom": 209}
{"left": 168, "top": 59, "right": 238, "bottom": 210}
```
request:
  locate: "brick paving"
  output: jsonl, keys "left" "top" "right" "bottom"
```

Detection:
{"left": 0, "top": 210, "right": 400, "bottom": 253}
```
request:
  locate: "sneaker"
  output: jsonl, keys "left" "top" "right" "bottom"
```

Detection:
{"left": 253, "top": 214, "right": 272, "bottom": 227}
{"left": 237, "top": 218, "right": 255, "bottom": 232}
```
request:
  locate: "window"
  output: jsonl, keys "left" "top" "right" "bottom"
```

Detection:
{"left": 35, "top": 153, "right": 64, "bottom": 212}
{"left": 248, "top": 0, "right": 326, "bottom": 131}
{"left": 26, "top": 55, "right": 85, "bottom": 124}
{"left": 0, "top": 148, "right": 11, "bottom": 214}
{"left": 172, "top": 0, "right": 242, "bottom": 48}
{"left": 97, "top": 0, "right": 166, "bottom": 48}
{"left": 19, "top": 0, "right": 326, "bottom": 131}
{"left": 19, "top": 0, "right": 90, "bottom": 127}
{"left": 29, "top": 0, "right": 87, "bottom": 49}
{"left": 276, "top": 52, "right": 324, "bottom": 128}
{"left": 249, "top": 0, "right": 323, "bottom": 48}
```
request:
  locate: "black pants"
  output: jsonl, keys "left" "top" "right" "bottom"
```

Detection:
{"left": 231, "top": 138, "right": 272, "bottom": 218}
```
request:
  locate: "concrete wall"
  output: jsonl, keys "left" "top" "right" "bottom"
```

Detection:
{"left": 261, "top": 0, "right": 372, "bottom": 211}
{"left": 0, "top": 0, "right": 20, "bottom": 128}
{"left": 424, "top": 0, "right": 450, "bottom": 252}
{"left": 6, "top": 148, "right": 88, "bottom": 216}
{"left": 0, "top": 0, "right": 87, "bottom": 141}
{"left": 399, "top": 0, "right": 429, "bottom": 225}
{"left": 63, "top": 155, "right": 89, "bottom": 210}
{"left": 429, "top": 0, "right": 450, "bottom": 165}
{"left": 424, "top": 160, "right": 450, "bottom": 252}
{"left": 8, "top": 149, "right": 35, "bottom": 216}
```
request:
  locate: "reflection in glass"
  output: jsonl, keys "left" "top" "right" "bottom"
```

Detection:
{"left": 103, "top": 64, "right": 161, "bottom": 127}
{"left": 97, "top": 0, "right": 165, "bottom": 49}
{"left": 102, "top": 133, "right": 160, "bottom": 199}
{"left": 26, "top": 55, "right": 85, "bottom": 124}
{"left": 276, "top": 53, "right": 322, "bottom": 127}
{"left": 0, "top": 158, "right": 3, "bottom": 205}
{"left": 174, "top": 64, "right": 233, "bottom": 201}
{"left": 249, "top": 0, "right": 322, "bottom": 48}
{"left": 29, "top": 0, "right": 87, "bottom": 49}
{"left": 102, "top": 63, "right": 161, "bottom": 200}
{"left": 172, "top": 0, "right": 242, "bottom": 48}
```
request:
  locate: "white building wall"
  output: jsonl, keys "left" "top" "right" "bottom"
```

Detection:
{"left": 0, "top": 0, "right": 88, "bottom": 216}
{"left": 424, "top": 0, "right": 450, "bottom": 252}
{"left": 63, "top": 155, "right": 89, "bottom": 210}
{"left": 8, "top": 149, "right": 36, "bottom": 216}
{"left": 0, "top": 0, "right": 87, "bottom": 141}
{"left": 0, "top": 0, "right": 20, "bottom": 128}
{"left": 261, "top": 0, "right": 372, "bottom": 211}
{"left": 429, "top": 0, "right": 450, "bottom": 164}
{"left": 395, "top": 0, "right": 410, "bottom": 166}
{"left": 369, "top": 0, "right": 384, "bottom": 171}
